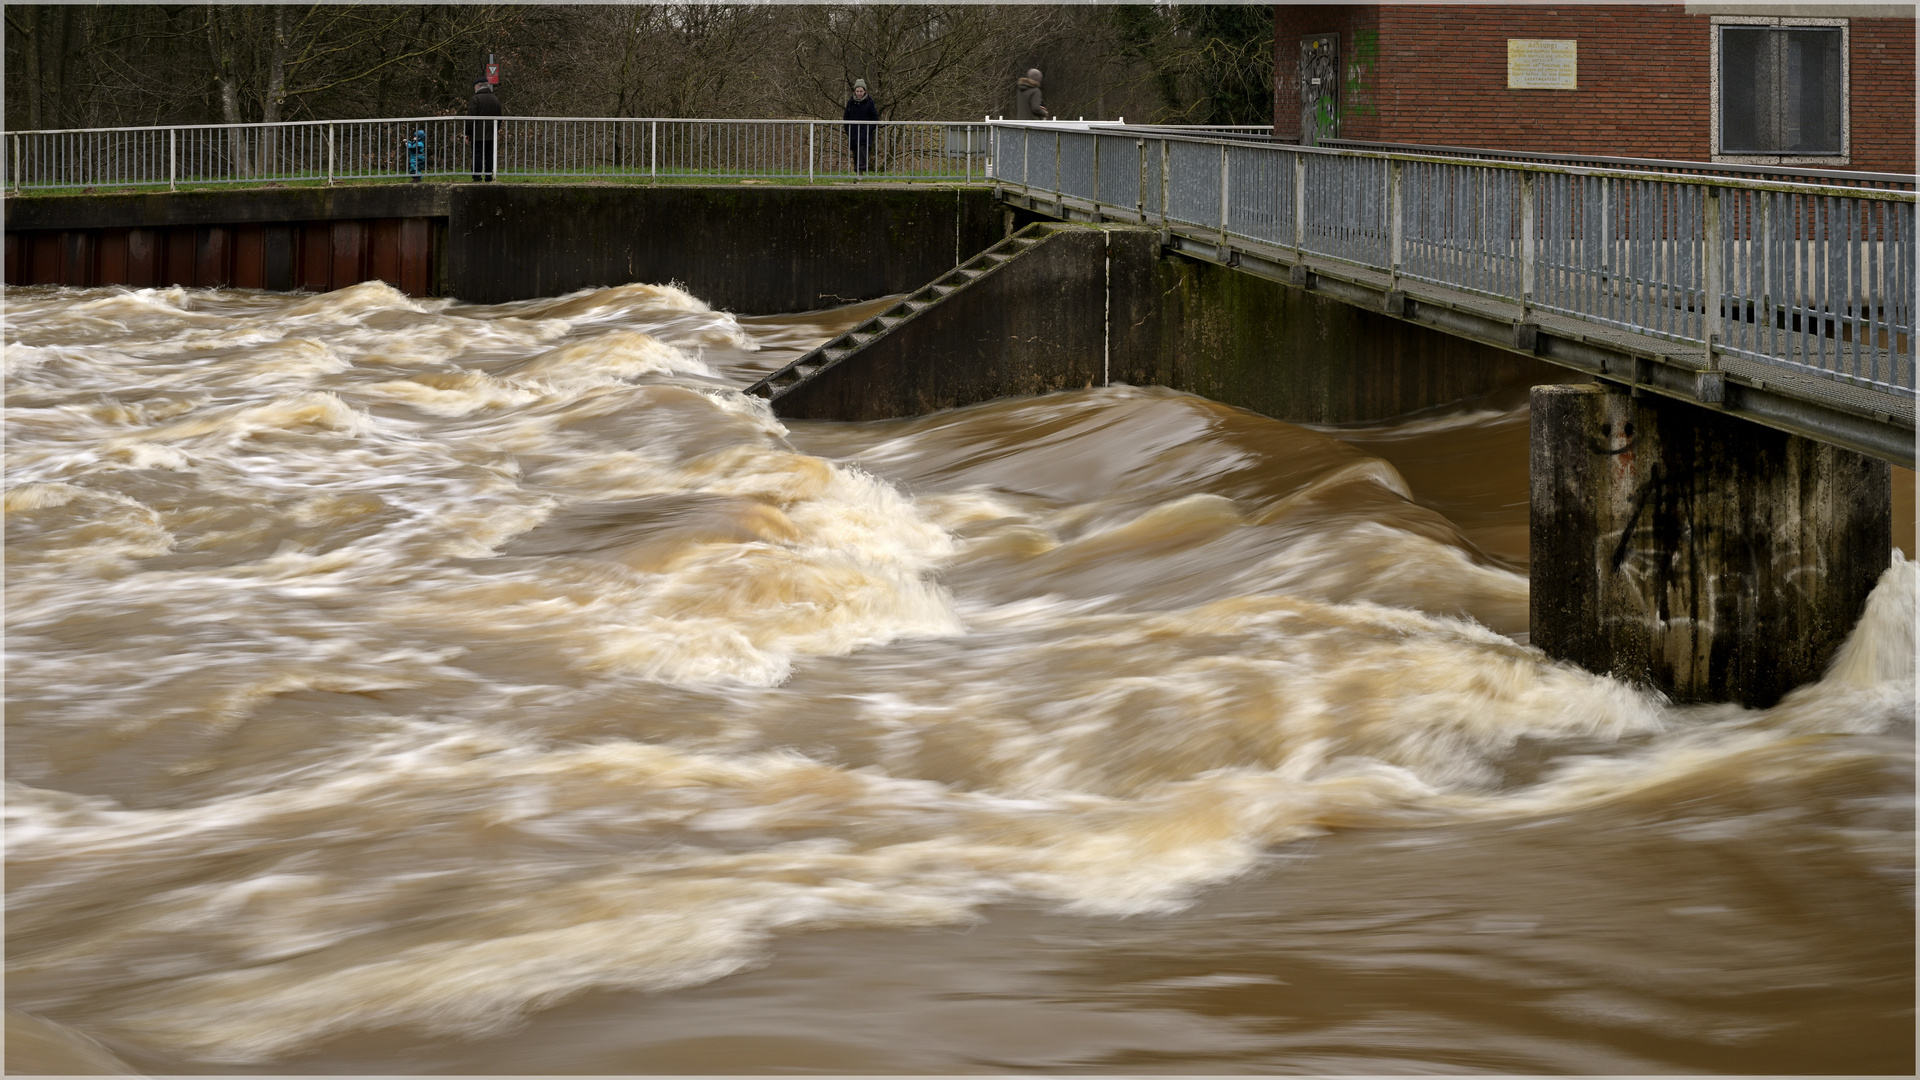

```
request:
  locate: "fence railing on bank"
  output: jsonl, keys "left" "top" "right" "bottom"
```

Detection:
{"left": 993, "top": 122, "right": 1917, "bottom": 401}
{"left": 6, "top": 117, "right": 999, "bottom": 189}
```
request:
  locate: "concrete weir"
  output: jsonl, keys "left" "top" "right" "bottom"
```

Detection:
{"left": 1530, "top": 383, "right": 1892, "bottom": 706}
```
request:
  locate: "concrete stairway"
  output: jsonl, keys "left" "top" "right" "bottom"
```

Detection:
{"left": 744, "top": 222, "right": 1063, "bottom": 406}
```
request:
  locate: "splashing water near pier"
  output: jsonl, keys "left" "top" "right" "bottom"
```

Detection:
{"left": 4, "top": 280, "right": 1912, "bottom": 1074}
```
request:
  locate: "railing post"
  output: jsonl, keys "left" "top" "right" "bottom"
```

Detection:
{"left": 327, "top": 123, "right": 335, "bottom": 186}
{"left": 1053, "top": 131, "right": 1062, "bottom": 211}
{"left": 1160, "top": 138, "right": 1170, "bottom": 228}
{"left": 1388, "top": 157, "right": 1403, "bottom": 290}
{"left": 11, "top": 134, "right": 20, "bottom": 193}
{"left": 1136, "top": 137, "right": 1146, "bottom": 220}
{"left": 1293, "top": 152, "right": 1306, "bottom": 257}
{"left": 169, "top": 128, "right": 177, "bottom": 191}
{"left": 1703, "top": 184, "right": 1723, "bottom": 359}
{"left": 1218, "top": 141, "right": 1230, "bottom": 243}
{"left": 650, "top": 120, "right": 658, "bottom": 181}
{"left": 808, "top": 121, "right": 815, "bottom": 184}
{"left": 1759, "top": 189, "right": 1773, "bottom": 337}
{"left": 1091, "top": 132, "right": 1101, "bottom": 217}
{"left": 1520, "top": 168, "right": 1536, "bottom": 316}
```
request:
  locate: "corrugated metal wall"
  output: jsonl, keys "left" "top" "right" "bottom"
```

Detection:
{"left": 4, "top": 218, "right": 438, "bottom": 295}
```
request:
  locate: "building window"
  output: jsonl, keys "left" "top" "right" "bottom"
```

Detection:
{"left": 1711, "top": 16, "right": 1848, "bottom": 165}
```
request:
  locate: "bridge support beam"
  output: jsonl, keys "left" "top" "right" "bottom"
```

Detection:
{"left": 1530, "top": 383, "right": 1891, "bottom": 706}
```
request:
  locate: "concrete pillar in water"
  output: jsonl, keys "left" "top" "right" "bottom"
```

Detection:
{"left": 1530, "top": 383, "right": 1892, "bottom": 707}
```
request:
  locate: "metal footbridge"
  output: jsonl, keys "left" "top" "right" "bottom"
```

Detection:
{"left": 990, "top": 121, "right": 1915, "bottom": 467}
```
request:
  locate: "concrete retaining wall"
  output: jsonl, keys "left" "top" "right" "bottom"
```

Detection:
{"left": 446, "top": 185, "right": 1002, "bottom": 312}
{"left": 5, "top": 184, "right": 1002, "bottom": 314}
{"left": 780, "top": 222, "right": 1563, "bottom": 426}
{"left": 1124, "top": 242, "right": 1566, "bottom": 425}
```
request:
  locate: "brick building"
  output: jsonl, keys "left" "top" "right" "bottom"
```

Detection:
{"left": 1273, "top": 3, "right": 1915, "bottom": 173}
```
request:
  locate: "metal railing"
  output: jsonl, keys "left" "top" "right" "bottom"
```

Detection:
{"left": 994, "top": 122, "right": 1917, "bottom": 400}
{"left": 1321, "top": 137, "right": 1917, "bottom": 192}
{"left": 6, "top": 116, "right": 996, "bottom": 190}
{"left": 9, "top": 114, "right": 1912, "bottom": 402}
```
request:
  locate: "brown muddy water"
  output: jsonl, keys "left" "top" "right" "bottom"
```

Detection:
{"left": 4, "top": 281, "right": 1913, "bottom": 1075}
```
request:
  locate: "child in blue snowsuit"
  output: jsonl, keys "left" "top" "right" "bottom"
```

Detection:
{"left": 405, "top": 130, "right": 427, "bottom": 182}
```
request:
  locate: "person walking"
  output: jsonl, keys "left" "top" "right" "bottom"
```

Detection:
{"left": 467, "top": 79, "right": 502, "bottom": 182}
{"left": 1015, "top": 68, "right": 1050, "bottom": 121}
{"left": 842, "top": 78, "right": 880, "bottom": 176}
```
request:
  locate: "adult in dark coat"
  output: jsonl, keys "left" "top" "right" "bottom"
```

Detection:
{"left": 1014, "top": 68, "right": 1050, "bottom": 121}
{"left": 467, "top": 80, "right": 502, "bottom": 181}
{"left": 842, "top": 79, "right": 880, "bottom": 175}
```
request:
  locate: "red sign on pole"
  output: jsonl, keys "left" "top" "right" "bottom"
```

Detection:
{"left": 486, "top": 63, "right": 499, "bottom": 85}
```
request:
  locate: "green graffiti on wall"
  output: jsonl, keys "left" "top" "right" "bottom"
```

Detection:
{"left": 1343, "top": 28, "right": 1378, "bottom": 120}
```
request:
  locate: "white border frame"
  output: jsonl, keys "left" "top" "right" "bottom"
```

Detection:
{"left": 1710, "top": 14, "right": 1851, "bottom": 165}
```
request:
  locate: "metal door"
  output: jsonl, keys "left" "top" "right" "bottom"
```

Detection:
{"left": 1300, "top": 34, "right": 1339, "bottom": 146}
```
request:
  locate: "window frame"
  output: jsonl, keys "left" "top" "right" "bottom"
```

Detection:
{"left": 1710, "top": 14, "right": 1850, "bottom": 165}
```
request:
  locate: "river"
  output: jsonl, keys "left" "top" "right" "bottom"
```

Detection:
{"left": 4, "top": 280, "right": 1913, "bottom": 1074}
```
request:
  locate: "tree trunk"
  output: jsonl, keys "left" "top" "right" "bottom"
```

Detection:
{"left": 204, "top": 6, "right": 250, "bottom": 177}
{"left": 260, "top": 5, "right": 289, "bottom": 175}
{"left": 50, "top": 6, "right": 73, "bottom": 128}
{"left": 19, "top": 6, "right": 41, "bottom": 130}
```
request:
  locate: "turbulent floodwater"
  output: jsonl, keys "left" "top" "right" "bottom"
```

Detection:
{"left": 3, "top": 281, "right": 1914, "bottom": 1075}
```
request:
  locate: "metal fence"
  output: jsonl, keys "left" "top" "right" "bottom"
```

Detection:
{"left": 10, "top": 115, "right": 1913, "bottom": 399}
{"left": 7, "top": 116, "right": 996, "bottom": 189}
{"left": 994, "top": 123, "right": 1917, "bottom": 399}
{"left": 1322, "top": 137, "right": 1917, "bottom": 192}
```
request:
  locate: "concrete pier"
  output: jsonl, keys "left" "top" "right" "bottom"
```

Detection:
{"left": 1530, "top": 383, "right": 1892, "bottom": 706}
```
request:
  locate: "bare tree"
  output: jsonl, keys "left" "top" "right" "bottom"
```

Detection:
{"left": 774, "top": 5, "right": 1073, "bottom": 120}
{"left": 2, "top": 4, "right": 1265, "bottom": 134}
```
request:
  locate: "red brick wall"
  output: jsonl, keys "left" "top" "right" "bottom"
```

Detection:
{"left": 1273, "top": 5, "right": 1915, "bottom": 172}
{"left": 1850, "top": 18, "right": 1916, "bottom": 174}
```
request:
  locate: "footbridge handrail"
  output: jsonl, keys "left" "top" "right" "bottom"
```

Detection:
{"left": 1318, "top": 137, "right": 1915, "bottom": 191}
{"left": 5, "top": 116, "right": 1002, "bottom": 190}
{"left": 990, "top": 120, "right": 1917, "bottom": 411}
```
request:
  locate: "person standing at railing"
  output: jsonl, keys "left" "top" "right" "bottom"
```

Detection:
{"left": 843, "top": 79, "right": 880, "bottom": 176}
{"left": 1014, "top": 69, "right": 1050, "bottom": 121}
{"left": 467, "top": 80, "right": 502, "bottom": 182}
{"left": 405, "top": 129, "right": 427, "bottom": 182}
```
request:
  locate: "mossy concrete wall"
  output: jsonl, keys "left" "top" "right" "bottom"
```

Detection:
{"left": 445, "top": 185, "right": 1002, "bottom": 312}
{"left": 774, "top": 227, "right": 1108, "bottom": 420}
{"left": 780, "top": 223, "right": 1564, "bottom": 426}
{"left": 1531, "top": 383, "right": 1892, "bottom": 706}
{"left": 1112, "top": 233, "right": 1564, "bottom": 425}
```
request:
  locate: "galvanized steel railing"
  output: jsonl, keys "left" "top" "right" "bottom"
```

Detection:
{"left": 1321, "top": 138, "right": 1916, "bottom": 192}
{"left": 7, "top": 116, "right": 996, "bottom": 189}
{"left": 994, "top": 122, "right": 1917, "bottom": 400}
{"left": 10, "top": 115, "right": 1912, "bottom": 401}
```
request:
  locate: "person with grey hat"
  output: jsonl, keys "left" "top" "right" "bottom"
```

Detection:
{"left": 1015, "top": 68, "right": 1050, "bottom": 121}
{"left": 842, "top": 78, "right": 880, "bottom": 175}
{"left": 466, "top": 79, "right": 502, "bottom": 181}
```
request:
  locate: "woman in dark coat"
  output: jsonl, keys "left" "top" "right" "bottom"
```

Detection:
{"left": 842, "top": 79, "right": 880, "bottom": 175}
